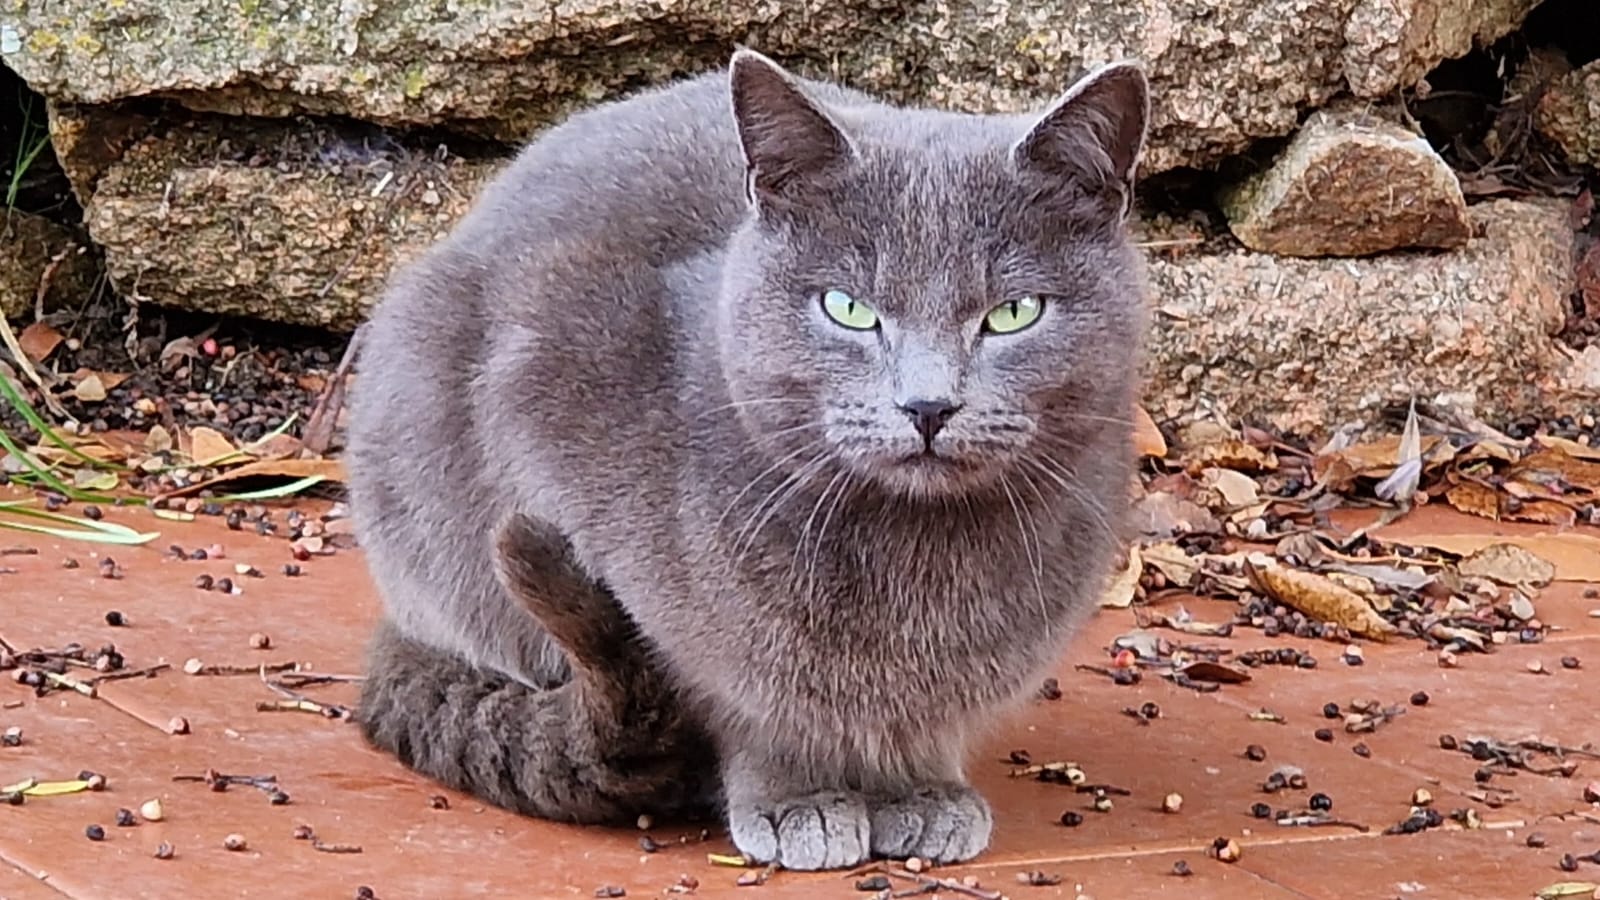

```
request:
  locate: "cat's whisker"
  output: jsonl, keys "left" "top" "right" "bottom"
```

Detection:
{"left": 728, "top": 450, "right": 833, "bottom": 572}
{"left": 713, "top": 439, "right": 826, "bottom": 538}
{"left": 789, "top": 468, "right": 849, "bottom": 599}
{"left": 997, "top": 473, "right": 1048, "bottom": 626}
{"left": 692, "top": 397, "right": 814, "bottom": 421}
{"left": 1025, "top": 454, "right": 1117, "bottom": 539}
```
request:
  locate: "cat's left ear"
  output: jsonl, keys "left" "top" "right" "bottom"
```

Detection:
{"left": 728, "top": 48, "right": 855, "bottom": 210}
{"left": 1012, "top": 60, "right": 1150, "bottom": 217}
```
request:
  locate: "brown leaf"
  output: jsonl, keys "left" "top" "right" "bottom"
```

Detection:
{"left": 71, "top": 373, "right": 107, "bottom": 403}
{"left": 1398, "top": 533, "right": 1600, "bottom": 583}
{"left": 1456, "top": 543, "right": 1556, "bottom": 587}
{"left": 165, "top": 456, "right": 347, "bottom": 498}
{"left": 1246, "top": 556, "right": 1397, "bottom": 641}
{"left": 1444, "top": 482, "right": 1501, "bottom": 520}
{"left": 1174, "top": 660, "right": 1252, "bottom": 684}
{"left": 188, "top": 427, "right": 242, "bottom": 465}
{"left": 1202, "top": 467, "right": 1260, "bottom": 508}
{"left": 1313, "top": 435, "right": 1449, "bottom": 490}
{"left": 1577, "top": 238, "right": 1600, "bottom": 320}
{"left": 1140, "top": 541, "right": 1200, "bottom": 588}
{"left": 1131, "top": 491, "right": 1222, "bottom": 538}
{"left": 1507, "top": 499, "right": 1578, "bottom": 527}
{"left": 1098, "top": 544, "right": 1142, "bottom": 608}
{"left": 1509, "top": 448, "right": 1600, "bottom": 495}
{"left": 1187, "top": 439, "right": 1277, "bottom": 474}
{"left": 1133, "top": 406, "right": 1167, "bottom": 458}
{"left": 17, "top": 322, "right": 63, "bottom": 362}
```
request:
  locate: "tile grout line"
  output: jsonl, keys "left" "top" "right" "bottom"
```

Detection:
{"left": 0, "top": 848, "right": 79, "bottom": 899}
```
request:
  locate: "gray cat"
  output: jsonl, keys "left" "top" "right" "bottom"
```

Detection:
{"left": 347, "top": 48, "right": 1150, "bottom": 870}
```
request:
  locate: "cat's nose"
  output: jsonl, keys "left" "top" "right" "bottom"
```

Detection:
{"left": 899, "top": 399, "right": 960, "bottom": 444}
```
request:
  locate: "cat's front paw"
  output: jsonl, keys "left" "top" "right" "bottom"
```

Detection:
{"left": 727, "top": 791, "right": 871, "bottom": 870}
{"left": 869, "top": 783, "right": 993, "bottom": 863}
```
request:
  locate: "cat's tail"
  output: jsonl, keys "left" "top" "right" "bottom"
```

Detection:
{"left": 356, "top": 513, "right": 716, "bottom": 825}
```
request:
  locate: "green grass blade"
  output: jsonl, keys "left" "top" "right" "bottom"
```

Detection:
{"left": 0, "top": 426, "right": 112, "bottom": 501}
{"left": 0, "top": 373, "right": 128, "bottom": 471}
{"left": 213, "top": 474, "right": 326, "bottom": 501}
{"left": 0, "top": 518, "right": 159, "bottom": 545}
{"left": 0, "top": 501, "right": 149, "bottom": 536}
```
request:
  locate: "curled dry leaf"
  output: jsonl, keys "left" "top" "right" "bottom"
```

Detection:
{"left": 188, "top": 427, "right": 242, "bottom": 465}
{"left": 1313, "top": 434, "right": 1449, "bottom": 491}
{"left": 1201, "top": 467, "right": 1261, "bottom": 508}
{"left": 1395, "top": 533, "right": 1600, "bottom": 583}
{"left": 1187, "top": 439, "right": 1277, "bottom": 474}
{"left": 1175, "top": 660, "right": 1251, "bottom": 684}
{"left": 71, "top": 373, "right": 107, "bottom": 403}
{"left": 17, "top": 322, "right": 63, "bottom": 362}
{"left": 1510, "top": 448, "right": 1600, "bottom": 495}
{"left": 1141, "top": 541, "right": 1200, "bottom": 588}
{"left": 1133, "top": 406, "right": 1167, "bottom": 458}
{"left": 1099, "top": 544, "right": 1142, "bottom": 608}
{"left": 1131, "top": 492, "right": 1221, "bottom": 539}
{"left": 1246, "top": 555, "right": 1397, "bottom": 641}
{"left": 1457, "top": 543, "right": 1557, "bottom": 588}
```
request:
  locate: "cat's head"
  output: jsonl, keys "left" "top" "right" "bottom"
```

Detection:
{"left": 716, "top": 50, "right": 1150, "bottom": 500}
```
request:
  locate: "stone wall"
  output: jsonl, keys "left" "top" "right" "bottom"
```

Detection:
{"left": 1, "top": 0, "right": 1597, "bottom": 434}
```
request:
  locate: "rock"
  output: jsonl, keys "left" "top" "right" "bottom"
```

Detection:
{"left": 1536, "top": 59, "right": 1600, "bottom": 166}
{"left": 84, "top": 118, "right": 498, "bottom": 330}
{"left": 1143, "top": 199, "right": 1577, "bottom": 436}
{"left": 1, "top": 0, "right": 1541, "bottom": 176}
{"left": 1219, "top": 108, "right": 1470, "bottom": 257}
{"left": 0, "top": 212, "right": 98, "bottom": 319}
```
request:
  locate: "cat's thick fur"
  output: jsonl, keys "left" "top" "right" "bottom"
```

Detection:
{"left": 348, "top": 49, "right": 1151, "bottom": 870}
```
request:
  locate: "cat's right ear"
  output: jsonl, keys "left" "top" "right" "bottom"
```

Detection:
{"left": 728, "top": 49, "right": 854, "bottom": 210}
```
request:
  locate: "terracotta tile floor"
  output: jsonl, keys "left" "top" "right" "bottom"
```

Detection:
{"left": 2, "top": 494, "right": 1598, "bottom": 899}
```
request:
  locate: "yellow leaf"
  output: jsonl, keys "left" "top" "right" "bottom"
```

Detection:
{"left": 1098, "top": 544, "right": 1142, "bottom": 608}
{"left": 1246, "top": 556, "right": 1398, "bottom": 641}
{"left": 22, "top": 779, "right": 91, "bottom": 796}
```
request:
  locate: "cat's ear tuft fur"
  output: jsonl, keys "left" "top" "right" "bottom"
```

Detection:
{"left": 728, "top": 48, "right": 854, "bottom": 206}
{"left": 1012, "top": 60, "right": 1150, "bottom": 215}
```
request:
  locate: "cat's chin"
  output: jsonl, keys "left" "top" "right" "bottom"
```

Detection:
{"left": 863, "top": 452, "right": 994, "bottom": 500}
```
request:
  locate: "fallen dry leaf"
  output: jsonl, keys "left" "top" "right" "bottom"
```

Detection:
{"left": 1187, "top": 439, "right": 1277, "bottom": 474}
{"left": 1099, "top": 544, "right": 1142, "bottom": 608}
{"left": 1174, "top": 660, "right": 1252, "bottom": 684}
{"left": 1443, "top": 482, "right": 1502, "bottom": 519}
{"left": 1396, "top": 534, "right": 1600, "bottom": 583}
{"left": 1133, "top": 406, "right": 1167, "bottom": 458}
{"left": 1246, "top": 556, "right": 1397, "bottom": 641}
{"left": 17, "top": 322, "right": 63, "bottom": 362}
{"left": 1140, "top": 541, "right": 1200, "bottom": 588}
{"left": 188, "top": 427, "right": 243, "bottom": 465}
{"left": 168, "top": 456, "right": 347, "bottom": 497}
{"left": 71, "top": 373, "right": 107, "bottom": 403}
{"left": 1202, "top": 467, "right": 1260, "bottom": 508}
{"left": 1131, "top": 491, "right": 1222, "bottom": 538}
{"left": 1509, "top": 448, "right": 1600, "bottom": 495}
{"left": 1314, "top": 434, "right": 1450, "bottom": 491}
{"left": 1457, "top": 543, "right": 1557, "bottom": 588}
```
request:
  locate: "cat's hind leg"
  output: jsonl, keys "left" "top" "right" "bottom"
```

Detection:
{"left": 356, "top": 513, "right": 715, "bottom": 824}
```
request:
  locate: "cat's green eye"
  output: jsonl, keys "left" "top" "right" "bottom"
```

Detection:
{"left": 821, "top": 289, "right": 879, "bottom": 331}
{"left": 983, "top": 296, "right": 1044, "bottom": 335}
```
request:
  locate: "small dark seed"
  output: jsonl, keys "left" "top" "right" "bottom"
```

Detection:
{"left": 1410, "top": 690, "right": 1430, "bottom": 706}
{"left": 1352, "top": 743, "right": 1371, "bottom": 758}
{"left": 1245, "top": 744, "right": 1267, "bottom": 762}
{"left": 1561, "top": 656, "right": 1580, "bottom": 670}
{"left": 85, "top": 824, "right": 105, "bottom": 841}
{"left": 1526, "top": 833, "right": 1547, "bottom": 848}
{"left": 1171, "top": 860, "right": 1192, "bottom": 877}
{"left": 1560, "top": 853, "right": 1579, "bottom": 872}
{"left": 1438, "top": 734, "right": 1458, "bottom": 751}
{"left": 115, "top": 808, "right": 137, "bottom": 827}
{"left": 1315, "top": 728, "right": 1334, "bottom": 742}
{"left": 1251, "top": 802, "right": 1272, "bottom": 819}
{"left": 1059, "top": 811, "right": 1083, "bottom": 827}
{"left": 154, "top": 841, "right": 175, "bottom": 860}
{"left": 268, "top": 790, "right": 290, "bottom": 805}
{"left": 1287, "top": 773, "right": 1308, "bottom": 791}
{"left": 355, "top": 889, "right": 377, "bottom": 900}
{"left": 3, "top": 791, "right": 23, "bottom": 805}
{"left": 104, "top": 610, "right": 125, "bottom": 627}
{"left": 293, "top": 825, "right": 315, "bottom": 840}
{"left": 429, "top": 794, "right": 449, "bottom": 810}
{"left": 282, "top": 563, "right": 302, "bottom": 577}
{"left": 1322, "top": 702, "right": 1340, "bottom": 719}
{"left": 1309, "top": 793, "right": 1332, "bottom": 812}
{"left": 1296, "top": 654, "right": 1318, "bottom": 669}
{"left": 638, "top": 835, "right": 660, "bottom": 853}
{"left": 82, "top": 505, "right": 103, "bottom": 520}
{"left": 1140, "top": 701, "right": 1160, "bottom": 719}
{"left": 215, "top": 577, "right": 234, "bottom": 594}
{"left": 189, "top": 548, "right": 208, "bottom": 560}
{"left": 855, "top": 876, "right": 891, "bottom": 891}
{"left": 193, "top": 574, "right": 214, "bottom": 590}
{"left": 1008, "top": 749, "right": 1032, "bottom": 766}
